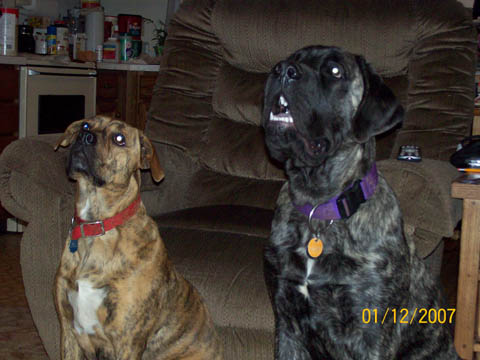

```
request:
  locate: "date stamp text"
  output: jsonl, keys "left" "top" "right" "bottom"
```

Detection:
{"left": 361, "top": 308, "right": 456, "bottom": 325}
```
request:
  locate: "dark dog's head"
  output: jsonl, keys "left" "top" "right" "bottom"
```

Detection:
{"left": 262, "top": 46, "right": 403, "bottom": 167}
{"left": 54, "top": 116, "right": 164, "bottom": 188}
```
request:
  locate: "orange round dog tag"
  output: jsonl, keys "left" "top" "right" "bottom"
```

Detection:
{"left": 307, "top": 237, "right": 323, "bottom": 258}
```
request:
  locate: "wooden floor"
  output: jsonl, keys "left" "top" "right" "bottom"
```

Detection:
{"left": 0, "top": 232, "right": 48, "bottom": 359}
{"left": 0, "top": 232, "right": 460, "bottom": 359}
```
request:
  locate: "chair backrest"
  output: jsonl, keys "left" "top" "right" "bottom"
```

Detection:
{"left": 146, "top": 0, "right": 476, "bottom": 181}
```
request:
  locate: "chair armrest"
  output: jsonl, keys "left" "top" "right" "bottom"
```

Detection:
{"left": 0, "top": 135, "right": 74, "bottom": 223}
{"left": 378, "top": 159, "right": 461, "bottom": 254}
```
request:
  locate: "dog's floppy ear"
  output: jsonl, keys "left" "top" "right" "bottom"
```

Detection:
{"left": 139, "top": 133, "right": 165, "bottom": 183}
{"left": 54, "top": 120, "right": 85, "bottom": 150}
{"left": 352, "top": 56, "right": 404, "bottom": 143}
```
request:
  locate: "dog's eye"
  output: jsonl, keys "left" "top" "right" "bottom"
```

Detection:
{"left": 327, "top": 62, "right": 343, "bottom": 79}
{"left": 331, "top": 67, "right": 341, "bottom": 78}
{"left": 113, "top": 133, "right": 126, "bottom": 146}
{"left": 81, "top": 122, "right": 90, "bottom": 131}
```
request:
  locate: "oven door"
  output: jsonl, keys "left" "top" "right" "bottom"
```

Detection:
{"left": 19, "top": 66, "right": 97, "bottom": 137}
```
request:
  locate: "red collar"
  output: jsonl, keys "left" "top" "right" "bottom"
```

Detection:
{"left": 69, "top": 195, "right": 141, "bottom": 252}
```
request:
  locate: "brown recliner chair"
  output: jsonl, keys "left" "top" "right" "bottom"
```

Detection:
{"left": 0, "top": 0, "right": 475, "bottom": 359}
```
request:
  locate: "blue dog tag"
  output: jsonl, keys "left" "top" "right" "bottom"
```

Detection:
{"left": 69, "top": 239, "right": 78, "bottom": 253}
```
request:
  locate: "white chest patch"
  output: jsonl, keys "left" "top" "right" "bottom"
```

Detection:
{"left": 67, "top": 279, "right": 106, "bottom": 335}
{"left": 297, "top": 258, "right": 315, "bottom": 298}
{"left": 78, "top": 198, "right": 91, "bottom": 220}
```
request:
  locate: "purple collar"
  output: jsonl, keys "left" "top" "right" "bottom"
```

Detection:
{"left": 294, "top": 164, "right": 378, "bottom": 220}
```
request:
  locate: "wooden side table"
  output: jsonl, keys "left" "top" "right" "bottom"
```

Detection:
{"left": 451, "top": 177, "right": 480, "bottom": 360}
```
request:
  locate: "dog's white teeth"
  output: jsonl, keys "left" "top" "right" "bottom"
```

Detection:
{"left": 279, "top": 95, "right": 289, "bottom": 107}
{"left": 269, "top": 112, "right": 293, "bottom": 123}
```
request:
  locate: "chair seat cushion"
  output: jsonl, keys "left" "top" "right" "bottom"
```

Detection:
{"left": 158, "top": 226, "right": 274, "bottom": 331}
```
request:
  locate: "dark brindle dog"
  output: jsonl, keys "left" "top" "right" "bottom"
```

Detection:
{"left": 262, "top": 46, "right": 459, "bottom": 359}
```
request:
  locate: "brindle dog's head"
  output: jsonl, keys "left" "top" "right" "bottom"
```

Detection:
{"left": 54, "top": 116, "right": 164, "bottom": 188}
{"left": 262, "top": 46, "right": 403, "bottom": 168}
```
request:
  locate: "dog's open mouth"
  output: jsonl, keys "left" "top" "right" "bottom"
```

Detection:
{"left": 269, "top": 95, "right": 294, "bottom": 125}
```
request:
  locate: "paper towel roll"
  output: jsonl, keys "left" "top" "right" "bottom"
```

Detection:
{"left": 85, "top": 8, "right": 104, "bottom": 52}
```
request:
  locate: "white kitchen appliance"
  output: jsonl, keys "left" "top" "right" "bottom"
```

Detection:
{"left": 19, "top": 65, "right": 96, "bottom": 137}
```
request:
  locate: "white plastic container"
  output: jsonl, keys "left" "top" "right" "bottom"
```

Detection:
{"left": 0, "top": 8, "right": 18, "bottom": 56}
{"left": 85, "top": 7, "right": 104, "bottom": 52}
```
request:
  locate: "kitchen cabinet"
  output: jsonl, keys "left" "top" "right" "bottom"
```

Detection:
{"left": 96, "top": 69, "right": 158, "bottom": 130}
{"left": 0, "top": 64, "right": 18, "bottom": 221}
{"left": 0, "top": 65, "right": 19, "bottom": 150}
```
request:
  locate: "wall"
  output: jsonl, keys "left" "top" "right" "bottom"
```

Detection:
{"left": 102, "top": 0, "right": 168, "bottom": 55}
{"left": 459, "top": 0, "right": 474, "bottom": 8}
{"left": 18, "top": 0, "right": 168, "bottom": 56}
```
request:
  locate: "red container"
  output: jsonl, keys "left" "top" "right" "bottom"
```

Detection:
{"left": 118, "top": 14, "right": 142, "bottom": 40}
{"left": 81, "top": 0, "right": 100, "bottom": 8}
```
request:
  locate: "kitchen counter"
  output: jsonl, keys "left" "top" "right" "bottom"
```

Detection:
{"left": 96, "top": 62, "right": 160, "bottom": 72}
{"left": 0, "top": 53, "right": 160, "bottom": 72}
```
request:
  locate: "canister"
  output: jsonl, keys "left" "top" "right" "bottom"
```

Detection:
{"left": 46, "top": 25, "right": 56, "bottom": 54}
{"left": 34, "top": 31, "right": 47, "bottom": 55}
{"left": 55, "top": 22, "right": 69, "bottom": 55}
{"left": 0, "top": 8, "right": 18, "bottom": 56}
{"left": 118, "top": 14, "right": 142, "bottom": 40}
{"left": 85, "top": 7, "right": 104, "bottom": 52}
{"left": 103, "top": 37, "right": 119, "bottom": 62}
{"left": 104, "top": 15, "right": 117, "bottom": 41}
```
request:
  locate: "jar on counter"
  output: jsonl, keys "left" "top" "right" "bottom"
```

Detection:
{"left": 34, "top": 31, "right": 47, "bottom": 55}
{"left": 72, "top": 33, "right": 86, "bottom": 60}
{"left": 46, "top": 25, "right": 56, "bottom": 54}
{"left": 55, "top": 22, "right": 69, "bottom": 56}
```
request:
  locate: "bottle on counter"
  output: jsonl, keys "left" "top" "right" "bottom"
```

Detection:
{"left": 46, "top": 25, "right": 56, "bottom": 54}
{"left": 119, "top": 33, "right": 132, "bottom": 62}
{"left": 0, "top": 7, "right": 18, "bottom": 56}
{"left": 95, "top": 44, "right": 102, "bottom": 61}
{"left": 18, "top": 24, "right": 35, "bottom": 53}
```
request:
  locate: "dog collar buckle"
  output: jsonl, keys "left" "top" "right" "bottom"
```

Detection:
{"left": 336, "top": 179, "right": 366, "bottom": 218}
{"left": 295, "top": 163, "right": 378, "bottom": 220}
{"left": 79, "top": 220, "right": 105, "bottom": 238}
{"left": 69, "top": 195, "right": 141, "bottom": 252}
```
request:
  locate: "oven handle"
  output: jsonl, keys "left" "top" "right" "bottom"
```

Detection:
{"left": 27, "top": 69, "right": 97, "bottom": 77}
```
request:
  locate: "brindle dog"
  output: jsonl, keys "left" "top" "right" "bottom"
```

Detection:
{"left": 54, "top": 116, "right": 222, "bottom": 360}
{"left": 262, "top": 46, "right": 459, "bottom": 360}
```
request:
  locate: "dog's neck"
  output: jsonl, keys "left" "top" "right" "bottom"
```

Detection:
{"left": 75, "top": 176, "right": 141, "bottom": 221}
{"left": 286, "top": 140, "right": 375, "bottom": 207}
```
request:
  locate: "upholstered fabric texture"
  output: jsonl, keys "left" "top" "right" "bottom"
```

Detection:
{"left": 0, "top": 0, "right": 476, "bottom": 359}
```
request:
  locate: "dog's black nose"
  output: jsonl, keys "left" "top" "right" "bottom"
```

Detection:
{"left": 79, "top": 130, "right": 96, "bottom": 146}
{"left": 273, "top": 62, "right": 301, "bottom": 82}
